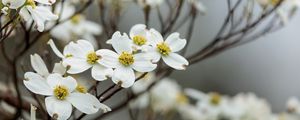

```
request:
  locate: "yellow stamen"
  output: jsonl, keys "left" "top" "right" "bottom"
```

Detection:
{"left": 86, "top": 52, "right": 100, "bottom": 64}
{"left": 53, "top": 86, "right": 69, "bottom": 100}
{"left": 157, "top": 42, "right": 171, "bottom": 56}
{"left": 176, "top": 93, "right": 188, "bottom": 104}
{"left": 76, "top": 84, "right": 87, "bottom": 93}
{"left": 270, "top": 0, "right": 280, "bottom": 6}
{"left": 133, "top": 35, "right": 147, "bottom": 46}
{"left": 209, "top": 92, "right": 221, "bottom": 106}
{"left": 118, "top": 52, "right": 134, "bottom": 66}
{"left": 26, "top": 0, "right": 36, "bottom": 8}
{"left": 71, "top": 15, "right": 81, "bottom": 24}
{"left": 65, "top": 54, "right": 73, "bottom": 58}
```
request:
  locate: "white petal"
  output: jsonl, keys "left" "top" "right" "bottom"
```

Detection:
{"left": 96, "top": 49, "right": 119, "bottom": 68}
{"left": 148, "top": 29, "right": 163, "bottom": 46}
{"left": 147, "top": 47, "right": 161, "bottom": 63}
{"left": 75, "top": 40, "right": 95, "bottom": 53}
{"left": 132, "top": 53, "right": 157, "bottom": 72}
{"left": 47, "top": 39, "right": 64, "bottom": 58}
{"left": 63, "top": 58, "right": 92, "bottom": 74}
{"left": 110, "top": 31, "right": 132, "bottom": 54}
{"left": 27, "top": 6, "right": 58, "bottom": 32}
{"left": 20, "top": 7, "right": 31, "bottom": 22}
{"left": 30, "top": 54, "right": 49, "bottom": 77}
{"left": 129, "top": 24, "right": 147, "bottom": 38}
{"left": 91, "top": 64, "right": 113, "bottom": 81}
{"left": 67, "top": 93, "right": 109, "bottom": 114}
{"left": 162, "top": 53, "right": 189, "bottom": 70}
{"left": 165, "top": 32, "right": 187, "bottom": 52}
{"left": 2, "top": 0, "right": 25, "bottom": 9}
{"left": 23, "top": 72, "right": 52, "bottom": 96}
{"left": 112, "top": 67, "right": 135, "bottom": 88}
{"left": 63, "top": 42, "right": 86, "bottom": 58}
{"left": 52, "top": 62, "right": 66, "bottom": 75}
{"left": 47, "top": 73, "right": 77, "bottom": 92}
{"left": 45, "top": 97, "right": 72, "bottom": 120}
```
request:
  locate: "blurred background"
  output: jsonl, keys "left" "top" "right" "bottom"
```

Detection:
{"left": 102, "top": 0, "right": 300, "bottom": 112}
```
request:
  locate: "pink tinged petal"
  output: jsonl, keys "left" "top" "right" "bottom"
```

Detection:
{"left": 129, "top": 24, "right": 147, "bottom": 38}
{"left": 67, "top": 93, "right": 109, "bottom": 114}
{"left": 30, "top": 54, "right": 49, "bottom": 77}
{"left": 23, "top": 72, "right": 52, "bottom": 96}
{"left": 165, "top": 32, "right": 187, "bottom": 52}
{"left": 96, "top": 49, "right": 119, "bottom": 68}
{"left": 47, "top": 39, "right": 64, "bottom": 58}
{"left": 148, "top": 29, "right": 163, "bottom": 46}
{"left": 47, "top": 73, "right": 77, "bottom": 92}
{"left": 63, "top": 58, "right": 92, "bottom": 74}
{"left": 45, "top": 97, "right": 72, "bottom": 120}
{"left": 162, "top": 53, "right": 189, "bottom": 70}
{"left": 110, "top": 31, "right": 132, "bottom": 54}
{"left": 91, "top": 64, "right": 113, "bottom": 81}
{"left": 112, "top": 67, "right": 135, "bottom": 88}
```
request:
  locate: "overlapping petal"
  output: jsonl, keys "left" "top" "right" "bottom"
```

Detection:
{"left": 24, "top": 72, "right": 52, "bottom": 96}
{"left": 112, "top": 67, "right": 135, "bottom": 88}
{"left": 165, "top": 32, "right": 187, "bottom": 52}
{"left": 45, "top": 97, "right": 72, "bottom": 120}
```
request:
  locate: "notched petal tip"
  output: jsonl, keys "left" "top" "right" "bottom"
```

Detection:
{"left": 52, "top": 113, "right": 59, "bottom": 119}
{"left": 182, "top": 64, "right": 188, "bottom": 70}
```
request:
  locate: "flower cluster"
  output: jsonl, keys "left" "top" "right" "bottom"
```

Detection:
{"left": 48, "top": 24, "right": 189, "bottom": 88}
{"left": 131, "top": 75, "right": 300, "bottom": 120}
{"left": 23, "top": 24, "right": 189, "bottom": 119}
{"left": 1, "top": 0, "right": 58, "bottom": 32}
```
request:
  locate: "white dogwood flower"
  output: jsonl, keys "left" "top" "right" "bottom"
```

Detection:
{"left": 107, "top": 24, "right": 150, "bottom": 51}
{"left": 19, "top": 0, "right": 58, "bottom": 32}
{"left": 48, "top": 39, "right": 113, "bottom": 81}
{"left": 24, "top": 53, "right": 110, "bottom": 119}
{"left": 100, "top": 31, "right": 157, "bottom": 88}
{"left": 24, "top": 73, "right": 111, "bottom": 120}
{"left": 50, "top": 2, "right": 102, "bottom": 48}
{"left": 147, "top": 29, "right": 189, "bottom": 70}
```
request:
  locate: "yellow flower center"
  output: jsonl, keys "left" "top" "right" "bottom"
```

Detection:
{"left": 86, "top": 52, "right": 100, "bottom": 64}
{"left": 76, "top": 84, "right": 87, "bottom": 93}
{"left": 53, "top": 86, "right": 69, "bottom": 100}
{"left": 65, "top": 54, "right": 73, "bottom": 58}
{"left": 176, "top": 93, "right": 188, "bottom": 104}
{"left": 209, "top": 92, "right": 221, "bottom": 106}
{"left": 26, "top": 0, "right": 36, "bottom": 8}
{"left": 118, "top": 52, "right": 134, "bottom": 66}
{"left": 270, "top": 0, "right": 280, "bottom": 5}
{"left": 133, "top": 35, "right": 147, "bottom": 46}
{"left": 71, "top": 15, "right": 81, "bottom": 24}
{"left": 157, "top": 42, "right": 171, "bottom": 56}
